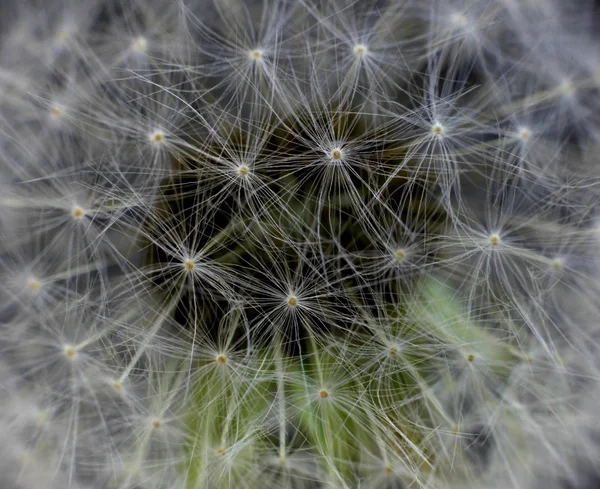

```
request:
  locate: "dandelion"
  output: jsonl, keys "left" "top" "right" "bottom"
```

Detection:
{"left": 1, "top": 1, "right": 600, "bottom": 489}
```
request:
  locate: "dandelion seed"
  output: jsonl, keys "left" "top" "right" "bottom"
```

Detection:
{"left": 450, "top": 13, "right": 468, "bottom": 29}
{"left": 431, "top": 122, "right": 444, "bottom": 137}
{"left": 26, "top": 278, "right": 41, "bottom": 293}
{"left": 63, "top": 345, "right": 78, "bottom": 360}
{"left": 488, "top": 233, "right": 500, "bottom": 246}
{"left": 353, "top": 44, "right": 368, "bottom": 57}
{"left": 2, "top": 3, "right": 599, "bottom": 489}
{"left": 249, "top": 49, "right": 263, "bottom": 61}
{"left": 518, "top": 127, "right": 531, "bottom": 141}
{"left": 71, "top": 206, "right": 85, "bottom": 220}
{"left": 330, "top": 148, "right": 343, "bottom": 161}
{"left": 149, "top": 129, "right": 165, "bottom": 145}
{"left": 393, "top": 248, "right": 406, "bottom": 261}
{"left": 132, "top": 37, "right": 148, "bottom": 53}
{"left": 551, "top": 257, "right": 563, "bottom": 271}
{"left": 558, "top": 79, "right": 575, "bottom": 95}
{"left": 49, "top": 104, "right": 63, "bottom": 119}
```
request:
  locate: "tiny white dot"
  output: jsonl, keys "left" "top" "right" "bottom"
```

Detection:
{"left": 432, "top": 123, "right": 444, "bottom": 137}
{"left": 488, "top": 234, "right": 500, "bottom": 246}
{"left": 26, "top": 278, "right": 41, "bottom": 293}
{"left": 353, "top": 44, "right": 368, "bottom": 57}
{"left": 551, "top": 257, "right": 563, "bottom": 271}
{"left": 71, "top": 206, "right": 85, "bottom": 220}
{"left": 63, "top": 345, "right": 78, "bottom": 360}
{"left": 149, "top": 130, "right": 165, "bottom": 145}
{"left": 249, "top": 49, "right": 263, "bottom": 61}
{"left": 450, "top": 13, "right": 468, "bottom": 28}
{"left": 132, "top": 37, "right": 148, "bottom": 53}
{"left": 330, "top": 148, "right": 343, "bottom": 161}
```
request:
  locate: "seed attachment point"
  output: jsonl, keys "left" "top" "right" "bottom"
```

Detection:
{"left": 488, "top": 233, "right": 500, "bottom": 246}
{"left": 353, "top": 44, "right": 368, "bottom": 57}
{"left": 64, "top": 345, "right": 78, "bottom": 359}
{"left": 26, "top": 278, "right": 41, "bottom": 293}
{"left": 330, "top": 148, "right": 343, "bottom": 161}
{"left": 432, "top": 123, "right": 444, "bottom": 137}
{"left": 393, "top": 248, "right": 406, "bottom": 261}
{"left": 249, "top": 49, "right": 263, "bottom": 61}
{"left": 71, "top": 206, "right": 85, "bottom": 220}
{"left": 132, "top": 37, "right": 148, "bottom": 53}
{"left": 150, "top": 130, "right": 165, "bottom": 145}
{"left": 518, "top": 127, "right": 530, "bottom": 141}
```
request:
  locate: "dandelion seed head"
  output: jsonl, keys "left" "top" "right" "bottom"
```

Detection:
{"left": 2, "top": 2, "right": 600, "bottom": 489}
